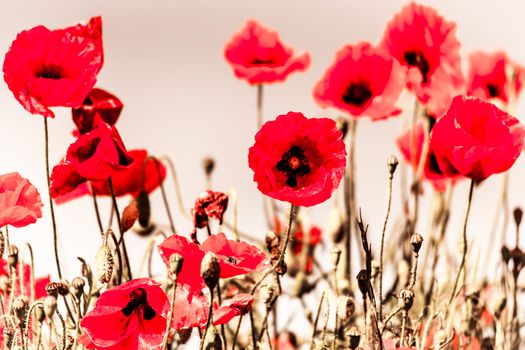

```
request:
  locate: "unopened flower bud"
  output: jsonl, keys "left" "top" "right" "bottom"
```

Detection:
{"left": 202, "top": 157, "right": 216, "bottom": 177}
{"left": 347, "top": 327, "right": 361, "bottom": 350}
{"left": 387, "top": 155, "right": 399, "bottom": 178}
{"left": 331, "top": 247, "right": 341, "bottom": 269}
{"left": 136, "top": 190, "right": 151, "bottom": 228}
{"left": 397, "top": 288, "right": 414, "bottom": 311}
{"left": 514, "top": 207, "right": 523, "bottom": 228}
{"left": 7, "top": 245, "right": 18, "bottom": 268}
{"left": 96, "top": 243, "right": 114, "bottom": 284}
{"left": 71, "top": 277, "right": 85, "bottom": 299}
{"left": 203, "top": 326, "right": 222, "bottom": 350}
{"left": 411, "top": 233, "right": 424, "bottom": 253}
{"left": 121, "top": 200, "right": 139, "bottom": 232}
{"left": 501, "top": 245, "right": 511, "bottom": 265}
{"left": 356, "top": 269, "right": 370, "bottom": 297}
{"left": 169, "top": 253, "right": 184, "bottom": 276}
{"left": 201, "top": 252, "right": 220, "bottom": 290}
{"left": 44, "top": 295, "right": 57, "bottom": 318}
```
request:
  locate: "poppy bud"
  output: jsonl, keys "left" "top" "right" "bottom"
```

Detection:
{"left": 71, "top": 277, "right": 85, "bottom": 299}
{"left": 356, "top": 269, "right": 370, "bottom": 297}
{"left": 347, "top": 327, "right": 361, "bottom": 350}
{"left": 397, "top": 288, "right": 414, "bottom": 311}
{"left": 501, "top": 245, "right": 511, "bottom": 265}
{"left": 0, "top": 230, "right": 4, "bottom": 259}
{"left": 12, "top": 298, "right": 26, "bottom": 327}
{"left": 410, "top": 233, "right": 424, "bottom": 253}
{"left": 7, "top": 245, "right": 18, "bottom": 268}
{"left": 201, "top": 252, "right": 221, "bottom": 290}
{"left": 136, "top": 190, "right": 151, "bottom": 228}
{"left": 203, "top": 326, "right": 222, "bottom": 350}
{"left": 336, "top": 116, "right": 349, "bottom": 139}
{"left": 44, "top": 295, "right": 57, "bottom": 318}
{"left": 387, "top": 155, "right": 399, "bottom": 179}
{"left": 514, "top": 207, "right": 523, "bottom": 228}
{"left": 331, "top": 247, "right": 341, "bottom": 269}
{"left": 95, "top": 243, "right": 114, "bottom": 284}
{"left": 77, "top": 257, "right": 92, "bottom": 280}
{"left": 202, "top": 157, "right": 216, "bottom": 177}
{"left": 121, "top": 200, "right": 139, "bottom": 232}
{"left": 169, "top": 253, "right": 184, "bottom": 276}
{"left": 3, "top": 327, "right": 14, "bottom": 349}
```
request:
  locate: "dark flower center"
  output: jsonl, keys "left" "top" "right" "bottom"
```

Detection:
{"left": 35, "top": 64, "right": 65, "bottom": 80}
{"left": 276, "top": 146, "right": 311, "bottom": 187}
{"left": 121, "top": 287, "right": 156, "bottom": 321}
{"left": 342, "top": 82, "right": 372, "bottom": 106}
{"left": 486, "top": 83, "right": 500, "bottom": 98}
{"left": 251, "top": 58, "right": 274, "bottom": 65}
{"left": 404, "top": 51, "right": 430, "bottom": 83}
{"left": 75, "top": 137, "right": 101, "bottom": 163}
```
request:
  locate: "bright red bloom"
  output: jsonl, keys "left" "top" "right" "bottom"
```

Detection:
{"left": 431, "top": 96, "right": 525, "bottom": 181}
{"left": 80, "top": 278, "right": 169, "bottom": 350}
{"left": 0, "top": 172, "right": 43, "bottom": 228}
{"left": 3, "top": 17, "right": 103, "bottom": 118}
{"left": 201, "top": 232, "right": 268, "bottom": 278}
{"left": 192, "top": 190, "right": 229, "bottom": 229}
{"left": 72, "top": 88, "right": 123, "bottom": 135}
{"left": 91, "top": 149, "right": 166, "bottom": 198}
{"left": 380, "top": 3, "right": 464, "bottom": 116}
{"left": 0, "top": 259, "right": 50, "bottom": 301}
{"left": 467, "top": 51, "right": 525, "bottom": 106}
{"left": 248, "top": 112, "right": 346, "bottom": 207}
{"left": 224, "top": 19, "right": 310, "bottom": 85}
{"left": 396, "top": 122, "right": 458, "bottom": 191}
{"left": 213, "top": 293, "right": 254, "bottom": 325}
{"left": 313, "top": 42, "right": 405, "bottom": 120}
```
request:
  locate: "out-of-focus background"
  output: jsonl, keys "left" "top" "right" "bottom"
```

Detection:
{"left": 0, "top": 0, "right": 524, "bottom": 291}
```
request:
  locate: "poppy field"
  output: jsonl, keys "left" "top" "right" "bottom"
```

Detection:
{"left": 0, "top": 2, "right": 524, "bottom": 350}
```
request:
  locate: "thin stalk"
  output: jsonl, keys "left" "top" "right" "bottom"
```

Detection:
{"left": 309, "top": 290, "right": 326, "bottom": 350}
{"left": 199, "top": 287, "right": 214, "bottom": 350}
{"left": 161, "top": 275, "right": 178, "bottom": 349}
{"left": 91, "top": 191, "right": 104, "bottom": 233}
{"left": 231, "top": 315, "right": 243, "bottom": 350}
{"left": 144, "top": 156, "right": 176, "bottom": 233}
{"left": 378, "top": 169, "right": 394, "bottom": 321}
{"left": 256, "top": 85, "right": 263, "bottom": 129}
{"left": 43, "top": 116, "right": 62, "bottom": 279}
{"left": 108, "top": 178, "right": 132, "bottom": 281}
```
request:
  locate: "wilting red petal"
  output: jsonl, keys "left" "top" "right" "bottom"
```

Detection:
{"left": 170, "top": 286, "right": 210, "bottom": 330}
{"left": 201, "top": 232, "right": 268, "bottom": 278}
{"left": 72, "top": 88, "right": 123, "bottom": 134}
{"left": 213, "top": 294, "right": 254, "bottom": 325}
{"left": 80, "top": 278, "right": 169, "bottom": 350}
{"left": 248, "top": 112, "right": 346, "bottom": 207}
{"left": 314, "top": 42, "right": 405, "bottom": 120}
{"left": 192, "top": 191, "right": 229, "bottom": 229}
{"left": 0, "top": 172, "right": 43, "bottom": 228}
{"left": 224, "top": 19, "right": 310, "bottom": 85}
{"left": 3, "top": 17, "right": 103, "bottom": 118}
{"left": 431, "top": 96, "right": 525, "bottom": 181}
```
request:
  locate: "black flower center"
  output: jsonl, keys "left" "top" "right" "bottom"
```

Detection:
{"left": 486, "top": 83, "right": 500, "bottom": 98}
{"left": 404, "top": 51, "right": 430, "bottom": 83}
{"left": 342, "top": 82, "right": 372, "bottom": 106}
{"left": 35, "top": 64, "right": 65, "bottom": 80}
{"left": 276, "top": 146, "right": 311, "bottom": 187}
{"left": 251, "top": 58, "right": 274, "bottom": 65}
{"left": 121, "top": 287, "right": 156, "bottom": 321}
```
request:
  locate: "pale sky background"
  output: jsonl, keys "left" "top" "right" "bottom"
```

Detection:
{"left": 0, "top": 0, "right": 524, "bottom": 297}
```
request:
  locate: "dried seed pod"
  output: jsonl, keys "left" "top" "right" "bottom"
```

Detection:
{"left": 95, "top": 244, "right": 114, "bottom": 284}
{"left": 201, "top": 252, "right": 220, "bottom": 290}
{"left": 77, "top": 257, "right": 92, "bottom": 280}
{"left": 136, "top": 190, "right": 151, "bottom": 228}
{"left": 356, "top": 269, "right": 370, "bottom": 297}
{"left": 7, "top": 245, "right": 18, "bottom": 268}
{"left": 45, "top": 282, "right": 60, "bottom": 297}
{"left": 347, "top": 327, "right": 361, "bottom": 350}
{"left": 397, "top": 288, "right": 415, "bottom": 311}
{"left": 202, "top": 157, "right": 216, "bottom": 177}
{"left": 43, "top": 295, "right": 57, "bottom": 318}
{"left": 410, "top": 233, "right": 424, "bottom": 253}
{"left": 71, "top": 277, "right": 85, "bottom": 299}
{"left": 169, "top": 253, "right": 184, "bottom": 276}
{"left": 513, "top": 207, "right": 523, "bottom": 228}
{"left": 387, "top": 155, "right": 399, "bottom": 178}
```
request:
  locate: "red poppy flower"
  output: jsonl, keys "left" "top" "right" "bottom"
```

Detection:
{"left": 290, "top": 224, "right": 322, "bottom": 273}
{"left": 201, "top": 232, "right": 268, "bottom": 278}
{"left": 72, "top": 88, "right": 123, "bottom": 135}
{"left": 213, "top": 293, "right": 254, "bottom": 325}
{"left": 248, "top": 112, "right": 346, "bottom": 207}
{"left": 380, "top": 3, "right": 464, "bottom": 116}
{"left": 3, "top": 17, "right": 103, "bottom": 118}
{"left": 192, "top": 190, "right": 229, "bottom": 229}
{"left": 80, "top": 278, "right": 169, "bottom": 350}
{"left": 91, "top": 149, "right": 166, "bottom": 198}
{"left": 396, "top": 122, "right": 458, "bottom": 191}
{"left": 0, "top": 172, "right": 43, "bottom": 228}
{"left": 313, "top": 42, "right": 405, "bottom": 120}
{"left": 0, "top": 259, "right": 50, "bottom": 301}
{"left": 467, "top": 51, "right": 525, "bottom": 106}
{"left": 170, "top": 286, "right": 210, "bottom": 330}
{"left": 224, "top": 19, "right": 310, "bottom": 85}
{"left": 430, "top": 96, "right": 525, "bottom": 181}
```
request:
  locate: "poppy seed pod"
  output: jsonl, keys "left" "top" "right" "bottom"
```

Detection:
{"left": 202, "top": 157, "right": 215, "bottom": 177}
{"left": 169, "top": 253, "right": 184, "bottom": 276}
{"left": 12, "top": 298, "right": 26, "bottom": 327}
{"left": 411, "top": 233, "right": 424, "bottom": 253}
{"left": 71, "top": 277, "right": 85, "bottom": 299}
{"left": 95, "top": 244, "right": 114, "bottom": 284}
{"left": 387, "top": 155, "right": 399, "bottom": 178}
{"left": 7, "top": 245, "right": 18, "bottom": 268}
{"left": 397, "top": 288, "right": 415, "bottom": 311}
{"left": 513, "top": 207, "right": 523, "bottom": 228}
{"left": 348, "top": 327, "right": 361, "bottom": 350}
{"left": 201, "top": 252, "right": 221, "bottom": 290}
{"left": 136, "top": 190, "right": 151, "bottom": 228}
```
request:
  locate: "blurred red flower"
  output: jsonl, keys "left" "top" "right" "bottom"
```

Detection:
{"left": 431, "top": 96, "right": 525, "bottom": 181}
{"left": 380, "top": 3, "right": 464, "bottom": 116}
{"left": 396, "top": 122, "right": 458, "bottom": 191}
{"left": 248, "top": 112, "right": 346, "bottom": 207}
{"left": 467, "top": 51, "right": 525, "bottom": 106}
{"left": 72, "top": 88, "right": 123, "bottom": 135}
{"left": 192, "top": 190, "right": 229, "bottom": 229}
{"left": 291, "top": 224, "right": 322, "bottom": 273}
{"left": 0, "top": 172, "right": 43, "bottom": 228}
{"left": 224, "top": 19, "right": 310, "bottom": 85}
{"left": 80, "top": 278, "right": 169, "bottom": 350}
{"left": 91, "top": 149, "right": 166, "bottom": 198}
{"left": 201, "top": 232, "right": 268, "bottom": 278}
{"left": 212, "top": 293, "right": 254, "bottom": 325}
{"left": 0, "top": 259, "right": 50, "bottom": 301}
{"left": 3, "top": 17, "right": 103, "bottom": 118}
{"left": 313, "top": 42, "right": 405, "bottom": 120}
{"left": 170, "top": 286, "right": 210, "bottom": 330}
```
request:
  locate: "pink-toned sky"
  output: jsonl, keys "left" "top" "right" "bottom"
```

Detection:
{"left": 0, "top": 0, "right": 523, "bottom": 288}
